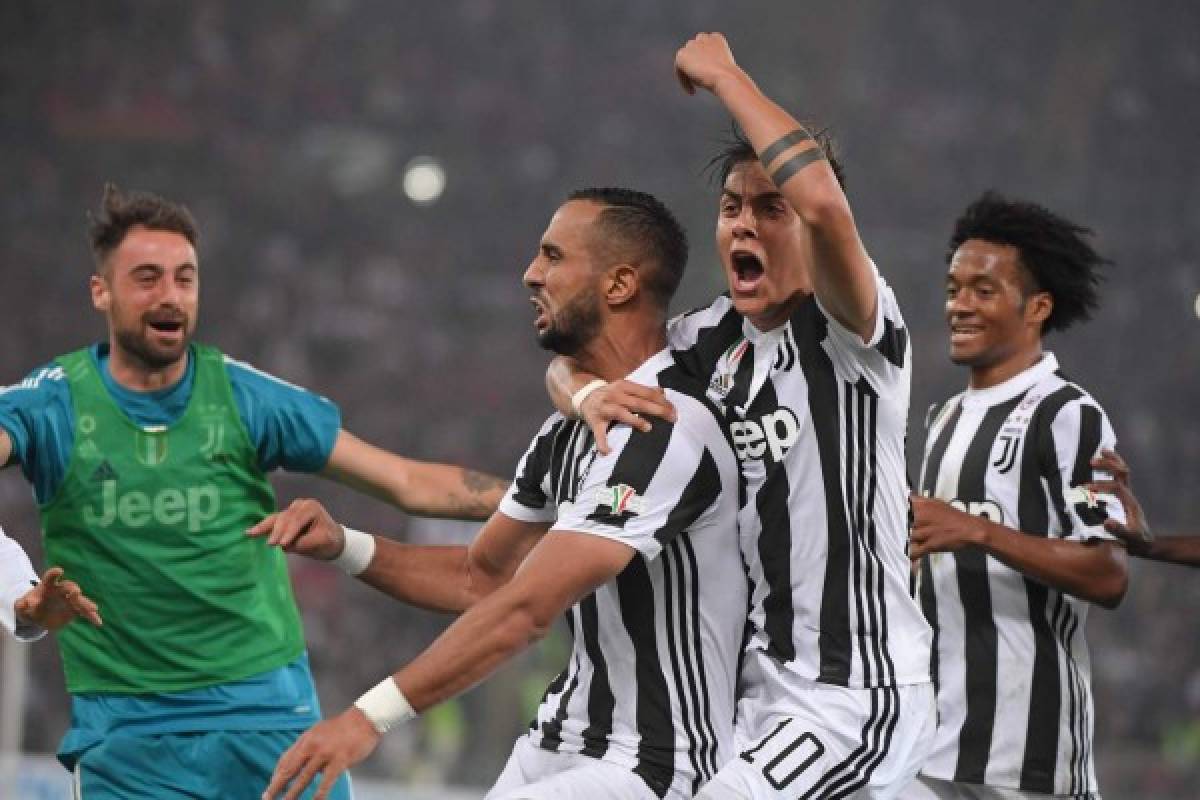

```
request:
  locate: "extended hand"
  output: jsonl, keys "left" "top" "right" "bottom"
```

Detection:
{"left": 675, "top": 32, "right": 743, "bottom": 96}
{"left": 15, "top": 567, "right": 102, "bottom": 630}
{"left": 248, "top": 498, "right": 345, "bottom": 561}
{"left": 1086, "top": 449, "right": 1152, "bottom": 556}
{"left": 580, "top": 380, "right": 676, "bottom": 455}
{"left": 909, "top": 495, "right": 985, "bottom": 561}
{"left": 262, "top": 709, "right": 379, "bottom": 800}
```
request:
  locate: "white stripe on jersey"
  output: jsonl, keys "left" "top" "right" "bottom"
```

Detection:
{"left": 668, "top": 268, "right": 931, "bottom": 694}
{"left": 917, "top": 352, "right": 1117, "bottom": 797}
{"left": 0, "top": 365, "right": 66, "bottom": 396}
{"left": 499, "top": 349, "right": 746, "bottom": 798}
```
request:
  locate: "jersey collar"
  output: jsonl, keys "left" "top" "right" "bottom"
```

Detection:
{"left": 962, "top": 352, "right": 1060, "bottom": 409}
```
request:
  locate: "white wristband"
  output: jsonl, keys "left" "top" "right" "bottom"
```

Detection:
{"left": 570, "top": 379, "right": 607, "bottom": 417}
{"left": 353, "top": 677, "right": 416, "bottom": 735}
{"left": 332, "top": 527, "right": 376, "bottom": 576}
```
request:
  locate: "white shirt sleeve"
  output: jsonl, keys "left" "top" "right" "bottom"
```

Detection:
{"left": 815, "top": 264, "right": 911, "bottom": 408}
{"left": 498, "top": 415, "right": 565, "bottom": 525}
{"left": 1047, "top": 399, "right": 1124, "bottom": 543}
{"left": 552, "top": 404, "right": 721, "bottom": 563}
{"left": 0, "top": 525, "right": 45, "bottom": 642}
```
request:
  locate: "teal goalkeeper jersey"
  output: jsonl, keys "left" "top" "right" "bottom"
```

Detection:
{"left": 0, "top": 343, "right": 341, "bottom": 759}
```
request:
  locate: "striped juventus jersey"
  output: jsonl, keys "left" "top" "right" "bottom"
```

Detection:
{"left": 499, "top": 349, "right": 746, "bottom": 798}
{"left": 668, "top": 267, "right": 932, "bottom": 693}
{"left": 917, "top": 353, "right": 1121, "bottom": 797}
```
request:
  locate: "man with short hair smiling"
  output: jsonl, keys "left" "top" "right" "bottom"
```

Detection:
{"left": 905, "top": 192, "right": 1128, "bottom": 800}
{"left": 0, "top": 184, "right": 508, "bottom": 799}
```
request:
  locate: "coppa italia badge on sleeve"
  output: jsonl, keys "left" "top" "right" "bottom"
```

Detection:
{"left": 596, "top": 484, "right": 644, "bottom": 516}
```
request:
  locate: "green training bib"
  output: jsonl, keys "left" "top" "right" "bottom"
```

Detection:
{"left": 41, "top": 345, "right": 304, "bottom": 694}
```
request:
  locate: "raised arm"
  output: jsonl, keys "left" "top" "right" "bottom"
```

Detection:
{"left": 675, "top": 32, "right": 877, "bottom": 339}
{"left": 264, "top": 530, "right": 634, "bottom": 799}
{"left": 249, "top": 497, "right": 546, "bottom": 613}
{"left": 321, "top": 430, "right": 508, "bottom": 521}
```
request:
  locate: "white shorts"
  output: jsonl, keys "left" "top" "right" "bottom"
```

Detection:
{"left": 896, "top": 775, "right": 1081, "bottom": 800}
{"left": 486, "top": 736, "right": 689, "bottom": 800}
{"left": 697, "top": 680, "right": 935, "bottom": 800}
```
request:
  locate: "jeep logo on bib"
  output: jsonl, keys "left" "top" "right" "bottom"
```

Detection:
{"left": 730, "top": 408, "right": 801, "bottom": 463}
{"left": 82, "top": 480, "right": 221, "bottom": 532}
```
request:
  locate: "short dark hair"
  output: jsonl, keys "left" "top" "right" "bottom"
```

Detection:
{"left": 567, "top": 187, "right": 688, "bottom": 311}
{"left": 88, "top": 183, "right": 199, "bottom": 269}
{"left": 706, "top": 123, "right": 846, "bottom": 191}
{"left": 947, "top": 191, "right": 1105, "bottom": 333}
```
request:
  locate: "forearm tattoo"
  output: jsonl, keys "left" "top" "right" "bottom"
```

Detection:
{"left": 758, "top": 128, "right": 814, "bottom": 168}
{"left": 769, "top": 147, "right": 826, "bottom": 187}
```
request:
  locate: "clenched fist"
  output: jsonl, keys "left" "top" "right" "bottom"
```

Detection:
{"left": 675, "top": 32, "right": 744, "bottom": 96}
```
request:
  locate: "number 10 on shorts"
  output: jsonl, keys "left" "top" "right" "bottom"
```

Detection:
{"left": 740, "top": 719, "right": 827, "bottom": 791}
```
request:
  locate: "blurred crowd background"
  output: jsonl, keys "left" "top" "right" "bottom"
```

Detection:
{"left": 1, "top": 1, "right": 1197, "bottom": 796}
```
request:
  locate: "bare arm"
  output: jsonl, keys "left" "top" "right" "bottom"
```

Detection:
{"left": 910, "top": 495, "right": 1128, "bottom": 609}
{"left": 545, "top": 356, "right": 675, "bottom": 455}
{"left": 393, "top": 531, "right": 632, "bottom": 709}
{"left": 264, "top": 531, "right": 634, "bottom": 799}
{"left": 358, "top": 512, "right": 547, "bottom": 612}
{"left": 1084, "top": 450, "right": 1200, "bottom": 567}
{"left": 320, "top": 430, "right": 508, "bottom": 521}
{"left": 675, "top": 33, "right": 877, "bottom": 339}
{"left": 0, "top": 429, "right": 12, "bottom": 469}
{"left": 1124, "top": 536, "right": 1200, "bottom": 567}
{"left": 248, "top": 498, "right": 546, "bottom": 613}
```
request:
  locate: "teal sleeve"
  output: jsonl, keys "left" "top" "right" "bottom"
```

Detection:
{"left": 0, "top": 363, "right": 75, "bottom": 504}
{"left": 224, "top": 357, "right": 342, "bottom": 474}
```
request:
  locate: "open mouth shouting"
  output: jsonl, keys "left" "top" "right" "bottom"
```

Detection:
{"left": 730, "top": 250, "right": 766, "bottom": 294}
{"left": 145, "top": 312, "right": 187, "bottom": 344}
{"left": 530, "top": 297, "right": 550, "bottom": 331}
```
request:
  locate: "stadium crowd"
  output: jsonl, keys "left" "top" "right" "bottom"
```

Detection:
{"left": 1, "top": 1, "right": 1197, "bottom": 796}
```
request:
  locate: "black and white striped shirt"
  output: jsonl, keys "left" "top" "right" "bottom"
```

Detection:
{"left": 500, "top": 349, "right": 746, "bottom": 798}
{"left": 667, "top": 268, "right": 932, "bottom": 695}
{"left": 917, "top": 353, "right": 1121, "bottom": 797}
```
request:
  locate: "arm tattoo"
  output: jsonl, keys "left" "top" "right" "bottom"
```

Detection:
{"left": 758, "top": 128, "right": 814, "bottom": 169}
{"left": 459, "top": 469, "right": 510, "bottom": 515}
{"left": 462, "top": 469, "right": 508, "bottom": 494}
{"left": 769, "top": 147, "right": 826, "bottom": 187}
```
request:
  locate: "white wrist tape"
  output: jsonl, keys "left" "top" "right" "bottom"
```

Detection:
{"left": 570, "top": 379, "right": 607, "bottom": 417}
{"left": 354, "top": 677, "right": 416, "bottom": 735}
{"left": 332, "top": 527, "right": 376, "bottom": 576}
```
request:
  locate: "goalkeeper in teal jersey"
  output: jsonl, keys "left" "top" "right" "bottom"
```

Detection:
{"left": 0, "top": 185, "right": 509, "bottom": 799}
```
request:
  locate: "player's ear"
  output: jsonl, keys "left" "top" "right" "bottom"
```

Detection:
{"left": 1025, "top": 290, "right": 1052, "bottom": 327}
{"left": 605, "top": 263, "right": 639, "bottom": 307}
{"left": 90, "top": 270, "right": 111, "bottom": 313}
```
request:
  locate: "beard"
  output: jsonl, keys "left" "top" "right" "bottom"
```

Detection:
{"left": 112, "top": 308, "right": 193, "bottom": 370}
{"left": 536, "top": 288, "right": 603, "bottom": 356}
{"left": 114, "top": 325, "right": 191, "bottom": 369}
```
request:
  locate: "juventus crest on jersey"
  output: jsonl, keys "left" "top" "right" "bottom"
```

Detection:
{"left": 917, "top": 353, "right": 1121, "bottom": 797}
{"left": 667, "top": 269, "right": 932, "bottom": 695}
{"left": 499, "top": 350, "right": 746, "bottom": 799}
